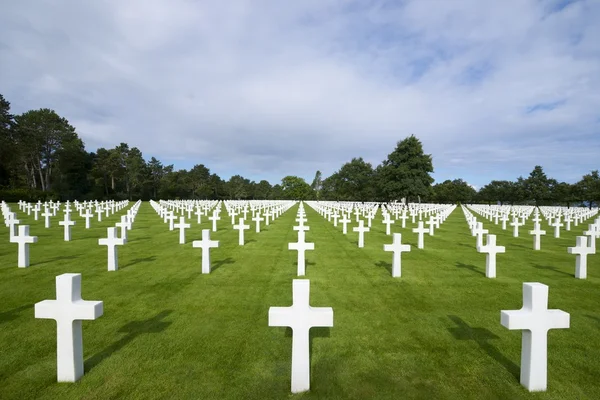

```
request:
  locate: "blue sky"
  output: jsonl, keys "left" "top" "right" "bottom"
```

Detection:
{"left": 1, "top": 0, "right": 599, "bottom": 188}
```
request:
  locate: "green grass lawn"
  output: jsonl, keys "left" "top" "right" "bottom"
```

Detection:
{"left": 1, "top": 202, "right": 599, "bottom": 399}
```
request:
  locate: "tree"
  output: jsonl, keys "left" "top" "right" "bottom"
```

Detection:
{"left": 254, "top": 180, "right": 272, "bottom": 199}
{"left": 523, "top": 165, "right": 552, "bottom": 205}
{"left": 335, "top": 157, "right": 376, "bottom": 201}
{"left": 0, "top": 94, "right": 15, "bottom": 186}
{"left": 376, "top": 135, "right": 434, "bottom": 202}
{"left": 188, "top": 164, "right": 212, "bottom": 198}
{"left": 226, "top": 175, "right": 250, "bottom": 199}
{"left": 432, "top": 179, "right": 476, "bottom": 204}
{"left": 280, "top": 176, "right": 314, "bottom": 200}
{"left": 311, "top": 170, "right": 323, "bottom": 199}
{"left": 12, "top": 108, "right": 80, "bottom": 191}
{"left": 147, "top": 157, "right": 164, "bottom": 199}
{"left": 577, "top": 170, "right": 600, "bottom": 208}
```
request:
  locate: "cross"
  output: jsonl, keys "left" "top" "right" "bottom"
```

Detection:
{"left": 289, "top": 232, "right": 315, "bottom": 276}
{"left": 339, "top": 214, "right": 351, "bottom": 234}
{"left": 229, "top": 209, "right": 238, "bottom": 225}
{"left": 352, "top": 220, "right": 370, "bottom": 248}
{"left": 510, "top": 218, "right": 522, "bottom": 237}
{"left": 115, "top": 215, "right": 129, "bottom": 241}
{"left": 332, "top": 212, "right": 340, "bottom": 227}
{"left": 33, "top": 205, "right": 40, "bottom": 220}
{"left": 5, "top": 212, "right": 20, "bottom": 240}
{"left": 10, "top": 225, "right": 38, "bottom": 268}
{"left": 383, "top": 233, "right": 411, "bottom": 277}
{"left": 81, "top": 208, "right": 93, "bottom": 229}
{"left": 58, "top": 213, "right": 76, "bottom": 241}
{"left": 473, "top": 222, "right": 489, "bottom": 249}
{"left": 564, "top": 214, "right": 572, "bottom": 231}
{"left": 35, "top": 273, "right": 103, "bottom": 382}
{"left": 500, "top": 282, "right": 569, "bottom": 392}
{"left": 412, "top": 221, "right": 428, "bottom": 249}
{"left": 174, "top": 216, "right": 191, "bottom": 244}
{"left": 195, "top": 207, "right": 203, "bottom": 224}
{"left": 567, "top": 236, "right": 595, "bottom": 279}
{"left": 477, "top": 234, "right": 505, "bottom": 278}
{"left": 398, "top": 211, "right": 408, "bottom": 228}
{"left": 426, "top": 214, "right": 436, "bottom": 235}
{"left": 382, "top": 214, "right": 395, "bottom": 235}
{"left": 209, "top": 211, "right": 220, "bottom": 232}
{"left": 96, "top": 207, "right": 103, "bottom": 222}
{"left": 583, "top": 224, "right": 600, "bottom": 252}
{"left": 529, "top": 223, "right": 546, "bottom": 251}
{"left": 233, "top": 218, "right": 250, "bottom": 245}
{"left": 98, "top": 227, "right": 126, "bottom": 271}
{"left": 42, "top": 207, "right": 53, "bottom": 228}
{"left": 252, "top": 213, "right": 264, "bottom": 233}
{"left": 551, "top": 218, "right": 563, "bottom": 239}
{"left": 264, "top": 209, "right": 272, "bottom": 226}
{"left": 268, "top": 279, "right": 333, "bottom": 393}
{"left": 501, "top": 213, "right": 509, "bottom": 230}
{"left": 192, "top": 229, "right": 219, "bottom": 274}
{"left": 165, "top": 212, "right": 177, "bottom": 231}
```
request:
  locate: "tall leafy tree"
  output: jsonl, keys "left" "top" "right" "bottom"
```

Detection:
{"left": 13, "top": 108, "right": 80, "bottom": 191}
{"left": 523, "top": 165, "right": 552, "bottom": 205}
{"left": 280, "top": 176, "right": 314, "bottom": 200}
{"left": 335, "top": 157, "right": 376, "bottom": 201}
{"left": 311, "top": 170, "right": 323, "bottom": 199}
{"left": 577, "top": 170, "right": 600, "bottom": 208}
{"left": 376, "top": 135, "right": 434, "bottom": 202}
{"left": 0, "top": 94, "right": 15, "bottom": 186}
{"left": 432, "top": 179, "right": 476, "bottom": 204}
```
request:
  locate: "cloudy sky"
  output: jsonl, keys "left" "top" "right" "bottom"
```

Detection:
{"left": 1, "top": 0, "right": 599, "bottom": 187}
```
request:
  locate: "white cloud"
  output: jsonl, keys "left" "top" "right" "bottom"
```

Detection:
{"left": 0, "top": 0, "right": 598, "bottom": 186}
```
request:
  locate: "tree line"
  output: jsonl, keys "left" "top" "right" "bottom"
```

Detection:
{"left": 1, "top": 93, "right": 598, "bottom": 206}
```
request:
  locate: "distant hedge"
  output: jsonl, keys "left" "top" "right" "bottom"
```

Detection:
{"left": 0, "top": 188, "right": 59, "bottom": 203}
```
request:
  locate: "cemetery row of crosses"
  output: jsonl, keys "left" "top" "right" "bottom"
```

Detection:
{"left": 3, "top": 197, "right": 598, "bottom": 394}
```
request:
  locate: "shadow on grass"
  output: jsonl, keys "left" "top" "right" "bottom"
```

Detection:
{"left": 129, "top": 236, "right": 151, "bottom": 242}
{"left": 447, "top": 315, "right": 519, "bottom": 379}
{"left": 0, "top": 303, "right": 33, "bottom": 324}
{"left": 246, "top": 239, "right": 257, "bottom": 244}
{"left": 212, "top": 257, "right": 235, "bottom": 272}
{"left": 285, "top": 326, "right": 331, "bottom": 366}
{"left": 375, "top": 260, "right": 393, "bottom": 276}
{"left": 36, "top": 255, "right": 80, "bottom": 266}
{"left": 123, "top": 256, "right": 157, "bottom": 269}
{"left": 85, "top": 310, "right": 173, "bottom": 372}
{"left": 532, "top": 264, "right": 572, "bottom": 277}
{"left": 585, "top": 315, "right": 600, "bottom": 324}
{"left": 455, "top": 262, "right": 486, "bottom": 277}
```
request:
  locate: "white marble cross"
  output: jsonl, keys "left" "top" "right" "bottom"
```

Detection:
{"left": 268, "top": 279, "right": 333, "bottom": 393}
{"left": 383, "top": 233, "right": 411, "bottom": 277}
{"left": 98, "top": 227, "right": 126, "bottom": 271}
{"left": 115, "top": 215, "right": 129, "bottom": 241}
{"left": 209, "top": 211, "right": 220, "bottom": 232}
{"left": 252, "top": 213, "right": 264, "bottom": 233}
{"left": 42, "top": 208, "right": 53, "bottom": 228}
{"left": 583, "top": 224, "right": 599, "bottom": 252}
{"left": 233, "top": 218, "right": 250, "bottom": 245}
{"left": 192, "top": 229, "right": 219, "bottom": 274}
{"left": 473, "top": 222, "right": 489, "bottom": 249}
{"left": 339, "top": 214, "right": 351, "bottom": 235}
{"left": 529, "top": 223, "right": 546, "bottom": 251}
{"left": 289, "top": 232, "right": 315, "bottom": 276}
{"left": 352, "top": 220, "right": 370, "bottom": 248}
{"left": 500, "top": 282, "right": 569, "bottom": 392}
{"left": 35, "top": 273, "right": 103, "bottom": 382}
{"left": 477, "top": 234, "right": 505, "bottom": 278}
{"left": 426, "top": 214, "right": 436, "bottom": 235}
{"left": 58, "top": 213, "right": 76, "bottom": 241}
{"left": 6, "top": 212, "right": 19, "bottom": 240}
{"left": 82, "top": 209, "right": 93, "bottom": 229}
{"left": 174, "top": 216, "right": 191, "bottom": 244}
{"left": 165, "top": 212, "right": 177, "bottom": 231}
{"left": 412, "top": 221, "right": 428, "bottom": 249}
{"left": 398, "top": 211, "right": 408, "bottom": 228}
{"left": 10, "top": 225, "right": 38, "bottom": 268}
{"left": 567, "top": 236, "right": 595, "bottom": 279}
{"left": 551, "top": 218, "right": 563, "bottom": 238}
{"left": 382, "top": 214, "right": 394, "bottom": 235}
{"left": 510, "top": 218, "right": 522, "bottom": 237}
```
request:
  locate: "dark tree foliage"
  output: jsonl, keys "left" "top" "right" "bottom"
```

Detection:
{"left": 0, "top": 93, "right": 596, "bottom": 204}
